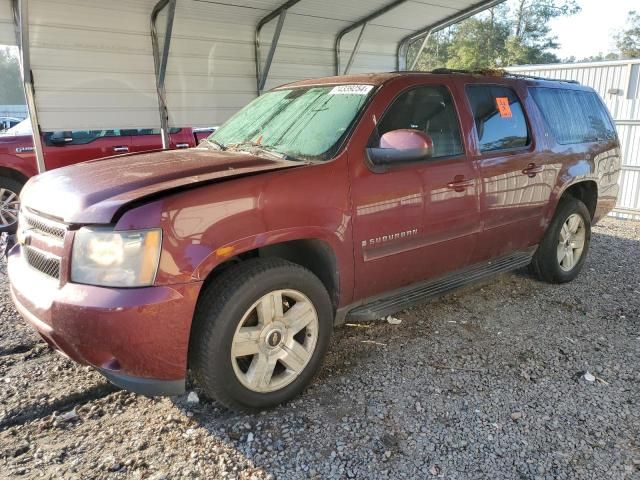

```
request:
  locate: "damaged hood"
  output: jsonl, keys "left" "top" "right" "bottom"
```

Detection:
{"left": 21, "top": 148, "right": 302, "bottom": 224}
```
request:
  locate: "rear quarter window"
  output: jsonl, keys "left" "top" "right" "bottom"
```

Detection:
{"left": 529, "top": 87, "right": 616, "bottom": 145}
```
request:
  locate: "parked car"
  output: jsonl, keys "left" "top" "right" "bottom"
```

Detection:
{"left": 8, "top": 71, "right": 620, "bottom": 411}
{"left": 0, "top": 119, "right": 216, "bottom": 231}
{"left": 0, "top": 116, "right": 22, "bottom": 132}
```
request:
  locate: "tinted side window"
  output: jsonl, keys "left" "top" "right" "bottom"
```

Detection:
{"left": 376, "top": 85, "right": 463, "bottom": 158}
{"left": 530, "top": 88, "right": 616, "bottom": 145}
{"left": 122, "top": 128, "right": 182, "bottom": 136}
{"left": 466, "top": 85, "right": 529, "bottom": 152}
{"left": 44, "top": 129, "right": 121, "bottom": 146}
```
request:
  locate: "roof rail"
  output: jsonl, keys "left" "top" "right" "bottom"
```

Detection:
{"left": 427, "top": 67, "right": 580, "bottom": 84}
{"left": 504, "top": 71, "right": 580, "bottom": 84}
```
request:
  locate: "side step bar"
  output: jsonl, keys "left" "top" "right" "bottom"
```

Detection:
{"left": 346, "top": 252, "right": 533, "bottom": 322}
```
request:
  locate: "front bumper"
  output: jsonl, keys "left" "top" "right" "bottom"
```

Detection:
{"left": 8, "top": 245, "right": 202, "bottom": 396}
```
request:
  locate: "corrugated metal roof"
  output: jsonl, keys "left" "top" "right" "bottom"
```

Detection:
{"left": 0, "top": 0, "right": 14, "bottom": 45}
{"left": 1, "top": 0, "right": 505, "bottom": 130}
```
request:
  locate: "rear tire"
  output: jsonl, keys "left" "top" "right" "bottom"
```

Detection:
{"left": 530, "top": 196, "right": 591, "bottom": 283}
{"left": 0, "top": 176, "right": 23, "bottom": 234}
{"left": 190, "top": 258, "right": 333, "bottom": 412}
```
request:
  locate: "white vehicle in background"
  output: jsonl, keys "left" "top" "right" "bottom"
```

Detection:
{"left": 0, "top": 117, "right": 21, "bottom": 132}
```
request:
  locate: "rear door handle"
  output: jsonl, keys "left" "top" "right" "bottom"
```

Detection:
{"left": 522, "top": 163, "right": 544, "bottom": 177}
{"left": 447, "top": 176, "right": 475, "bottom": 192}
{"left": 175, "top": 143, "right": 190, "bottom": 149}
{"left": 113, "top": 146, "right": 129, "bottom": 153}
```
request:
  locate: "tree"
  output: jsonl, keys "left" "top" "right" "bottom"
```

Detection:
{"left": 413, "top": 0, "right": 581, "bottom": 70}
{"left": 445, "top": 6, "right": 511, "bottom": 70}
{"left": 617, "top": 10, "right": 640, "bottom": 59}
{"left": 407, "top": 30, "right": 452, "bottom": 71}
{"left": 0, "top": 47, "right": 25, "bottom": 105}
{"left": 564, "top": 52, "right": 620, "bottom": 63}
{"left": 505, "top": 0, "right": 580, "bottom": 64}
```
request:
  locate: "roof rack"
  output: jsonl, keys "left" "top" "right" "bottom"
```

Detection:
{"left": 426, "top": 67, "right": 580, "bottom": 84}
{"left": 503, "top": 71, "right": 580, "bottom": 84}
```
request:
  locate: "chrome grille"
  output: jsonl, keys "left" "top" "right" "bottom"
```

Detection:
{"left": 19, "top": 210, "right": 67, "bottom": 280}
{"left": 23, "top": 245, "right": 61, "bottom": 279}
{"left": 21, "top": 211, "right": 66, "bottom": 240}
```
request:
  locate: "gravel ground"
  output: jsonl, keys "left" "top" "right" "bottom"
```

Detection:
{"left": 0, "top": 217, "right": 638, "bottom": 479}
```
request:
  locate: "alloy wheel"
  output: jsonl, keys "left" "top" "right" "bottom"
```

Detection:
{"left": 230, "top": 289, "right": 319, "bottom": 393}
{"left": 557, "top": 213, "right": 586, "bottom": 272}
{"left": 0, "top": 188, "right": 19, "bottom": 227}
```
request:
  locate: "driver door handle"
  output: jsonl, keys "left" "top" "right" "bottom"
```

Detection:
{"left": 447, "top": 176, "right": 474, "bottom": 192}
{"left": 113, "top": 146, "right": 129, "bottom": 153}
{"left": 522, "top": 163, "right": 544, "bottom": 177}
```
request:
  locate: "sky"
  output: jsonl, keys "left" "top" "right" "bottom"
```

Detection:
{"left": 549, "top": 0, "right": 637, "bottom": 59}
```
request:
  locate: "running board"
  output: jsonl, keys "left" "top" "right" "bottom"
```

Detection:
{"left": 346, "top": 252, "right": 533, "bottom": 322}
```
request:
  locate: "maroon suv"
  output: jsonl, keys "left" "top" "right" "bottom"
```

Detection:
{"left": 8, "top": 71, "right": 620, "bottom": 411}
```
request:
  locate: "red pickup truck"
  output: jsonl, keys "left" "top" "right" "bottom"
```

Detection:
{"left": 8, "top": 71, "right": 620, "bottom": 411}
{"left": 0, "top": 120, "right": 214, "bottom": 231}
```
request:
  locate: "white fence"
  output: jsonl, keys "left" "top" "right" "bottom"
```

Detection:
{"left": 509, "top": 60, "right": 640, "bottom": 220}
{"left": 0, "top": 104, "right": 27, "bottom": 119}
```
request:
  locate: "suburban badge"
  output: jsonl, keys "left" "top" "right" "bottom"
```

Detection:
{"left": 362, "top": 228, "right": 418, "bottom": 248}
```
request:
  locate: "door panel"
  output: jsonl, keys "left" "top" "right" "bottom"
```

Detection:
{"left": 464, "top": 83, "right": 554, "bottom": 260}
{"left": 128, "top": 128, "right": 195, "bottom": 153}
{"left": 351, "top": 82, "right": 480, "bottom": 300}
{"left": 352, "top": 159, "right": 479, "bottom": 300}
{"left": 476, "top": 152, "right": 555, "bottom": 258}
{"left": 127, "top": 129, "right": 164, "bottom": 153}
{"left": 43, "top": 130, "right": 132, "bottom": 170}
{"left": 171, "top": 128, "right": 197, "bottom": 149}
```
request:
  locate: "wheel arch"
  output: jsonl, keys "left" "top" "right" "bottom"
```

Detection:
{"left": 0, "top": 165, "right": 30, "bottom": 186}
{"left": 257, "top": 239, "right": 339, "bottom": 310}
{"left": 196, "top": 236, "right": 341, "bottom": 312}
{"left": 557, "top": 180, "right": 598, "bottom": 220}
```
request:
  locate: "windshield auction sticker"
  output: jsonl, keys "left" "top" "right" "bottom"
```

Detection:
{"left": 329, "top": 85, "right": 374, "bottom": 95}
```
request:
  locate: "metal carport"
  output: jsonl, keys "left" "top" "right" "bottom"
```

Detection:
{"left": 0, "top": 0, "right": 506, "bottom": 172}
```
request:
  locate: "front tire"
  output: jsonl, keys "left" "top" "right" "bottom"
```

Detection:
{"left": 530, "top": 196, "right": 591, "bottom": 283}
{"left": 190, "top": 258, "right": 333, "bottom": 411}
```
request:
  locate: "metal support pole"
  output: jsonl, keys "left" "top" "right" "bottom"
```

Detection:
{"left": 151, "top": 0, "right": 177, "bottom": 150}
{"left": 257, "top": 9, "right": 287, "bottom": 93}
{"left": 409, "top": 30, "right": 432, "bottom": 71}
{"left": 335, "top": 0, "right": 409, "bottom": 76}
{"left": 342, "top": 23, "right": 367, "bottom": 75}
{"left": 397, "top": 41, "right": 408, "bottom": 71}
{"left": 255, "top": 0, "right": 301, "bottom": 96}
{"left": 12, "top": 0, "right": 45, "bottom": 173}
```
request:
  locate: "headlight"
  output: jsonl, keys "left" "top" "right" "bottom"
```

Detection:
{"left": 71, "top": 227, "right": 162, "bottom": 287}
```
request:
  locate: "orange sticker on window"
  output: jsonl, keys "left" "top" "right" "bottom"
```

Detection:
{"left": 496, "top": 97, "right": 512, "bottom": 118}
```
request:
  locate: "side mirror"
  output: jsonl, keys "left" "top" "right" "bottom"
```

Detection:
{"left": 48, "top": 132, "right": 73, "bottom": 146}
{"left": 367, "top": 129, "right": 433, "bottom": 171}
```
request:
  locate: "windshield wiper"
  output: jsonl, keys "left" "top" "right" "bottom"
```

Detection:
{"left": 249, "top": 146, "right": 296, "bottom": 162}
{"left": 226, "top": 140, "right": 263, "bottom": 151}
{"left": 200, "top": 138, "right": 226, "bottom": 151}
